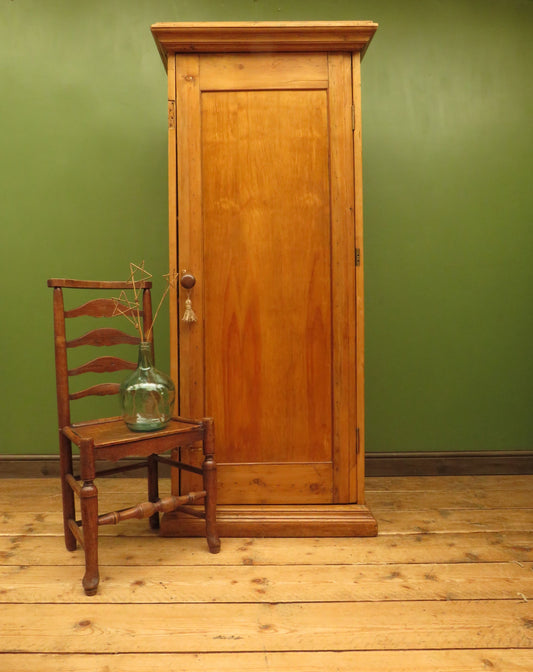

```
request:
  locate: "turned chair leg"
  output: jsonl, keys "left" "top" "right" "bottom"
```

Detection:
{"left": 203, "top": 418, "right": 221, "bottom": 554}
{"left": 80, "top": 479, "right": 99, "bottom": 596}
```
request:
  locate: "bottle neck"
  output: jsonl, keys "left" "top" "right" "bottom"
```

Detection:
{"left": 137, "top": 341, "right": 154, "bottom": 369}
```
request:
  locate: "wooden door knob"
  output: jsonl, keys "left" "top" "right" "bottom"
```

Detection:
{"left": 180, "top": 272, "right": 196, "bottom": 290}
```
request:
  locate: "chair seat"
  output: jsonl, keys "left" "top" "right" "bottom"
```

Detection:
{"left": 64, "top": 416, "right": 203, "bottom": 450}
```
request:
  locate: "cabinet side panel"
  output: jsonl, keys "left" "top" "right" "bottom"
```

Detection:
{"left": 329, "top": 54, "right": 357, "bottom": 503}
{"left": 352, "top": 53, "right": 366, "bottom": 504}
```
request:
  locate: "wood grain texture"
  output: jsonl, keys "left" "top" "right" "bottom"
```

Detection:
{"left": 1, "top": 562, "right": 531, "bottom": 603}
{"left": 5, "top": 506, "right": 530, "bottom": 537}
{"left": 2, "top": 531, "right": 532, "bottom": 566}
{"left": 328, "top": 52, "right": 357, "bottom": 503}
{"left": 199, "top": 53, "right": 329, "bottom": 90}
{"left": 68, "top": 382, "right": 120, "bottom": 400}
{"left": 166, "top": 54, "right": 178, "bottom": 417}
{"left": 201, "top": 85, "right": 332, "bottom": 466}
{"left": 1, "top": 651, "right": 532, "bottom": 672}
{"left": 3, "top": 474, "right": 532, "bottom": 503}
{"left": 174, "top": 53, "right": 203, "bottom": 423}
{"left": 63, "top": 298, "right": 138, "bottom": 319}
{"left": 171, "top": 48, "right": 369, "bottom": 522}
{"left": 214, "top": 463, "right": 334, "bottom": 504}
{"left": 67, "top": 356, "right": 137, "bottom": 377}
{"left": 1, "top": 601, "right": 531, "bottom": 652}
{"left": 1, "top": 475, "right": 532, "bottom": 669}
{"left": 66, "top": 327, "right": 139, "bottom": 349}
{"left": 164, "top": 28, "right": 378, "bottom": 534}
{"left": 352, "top": 51, "right": 367, "bottom": 506}
{"left": 161, "top": 503, "right": 378, "bottom": 537}
{"left": 151, "top": 21, "right": 378, "bottom": 62}
{"left": 47, "top": 280, "right": 151, "bottom": 290}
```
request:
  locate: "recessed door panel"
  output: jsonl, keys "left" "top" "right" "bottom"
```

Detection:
{"left": 202, "top": 88, "right": 332, "bottom": 469}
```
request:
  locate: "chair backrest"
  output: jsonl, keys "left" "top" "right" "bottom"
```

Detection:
{"left": 47, "top": 279, "right": 153, "bottom": 428}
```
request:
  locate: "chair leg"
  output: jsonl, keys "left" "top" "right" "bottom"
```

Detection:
{"left": 202, "top": 418, "right": 221, "bottom": 554}
{"left": 80, "top": 479, "right": 99, "bottom": 596}
{"left": 148, "top": 454, "right": 160, "bottom": 530}
{"left": 59, "top": 434, "right": 77, "bottom": 552}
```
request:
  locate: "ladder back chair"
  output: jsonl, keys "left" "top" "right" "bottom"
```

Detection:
{"left": 48, "top": 278, "right": 220, "bottom": 595}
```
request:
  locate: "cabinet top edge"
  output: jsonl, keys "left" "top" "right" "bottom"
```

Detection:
{"left": 151, "top": 21, "right": 378, "bottom": 68}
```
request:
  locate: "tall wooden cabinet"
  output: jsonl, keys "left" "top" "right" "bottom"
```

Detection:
{"left": 151, "top": 22, "right": 378, "bottom": 537}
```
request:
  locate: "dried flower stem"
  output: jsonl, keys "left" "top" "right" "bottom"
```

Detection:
{"left": 146, "top": 283, "right": 171, "bottom": 341}
{"left": 112, "top": 262, "right": 178, "bottom": 342}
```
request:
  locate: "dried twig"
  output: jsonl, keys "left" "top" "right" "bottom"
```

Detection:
{"left": 112, "top": 262, "right": 178, "bottom": 342}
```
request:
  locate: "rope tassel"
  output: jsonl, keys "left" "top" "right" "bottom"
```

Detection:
{"left": 182, "top": 295, "right": 197, "bottom": 323}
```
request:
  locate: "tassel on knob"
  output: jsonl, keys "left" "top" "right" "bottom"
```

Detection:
{"left": 182, "top": 296, "right": 197, "bottom": 323}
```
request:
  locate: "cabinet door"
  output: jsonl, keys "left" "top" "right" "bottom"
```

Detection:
{"left": 174, "top": 53, "right": 357, "bottom": 505}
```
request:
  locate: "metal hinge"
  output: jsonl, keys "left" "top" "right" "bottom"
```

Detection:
{"left": 168, "top": 100, "right": 175, "bottom": 129}
{"left": 355, "top": 247, "right": 361, "bottom": 267}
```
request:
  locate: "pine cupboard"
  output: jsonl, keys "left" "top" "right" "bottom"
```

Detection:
{"left": 151, "top": 22, "right": 378, "bottom": 537}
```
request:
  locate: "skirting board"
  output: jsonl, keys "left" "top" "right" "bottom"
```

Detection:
{"left": 365, "top": 450, "right": 533, "bottom": 477}
{"left": 1, "top": 451, "right": 532, "bottom": 478}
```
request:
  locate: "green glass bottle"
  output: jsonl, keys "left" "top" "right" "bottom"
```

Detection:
{"left": 120, "top": 342, "right": 175, "bottom": 431}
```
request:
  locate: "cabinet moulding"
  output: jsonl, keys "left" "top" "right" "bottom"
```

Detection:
{"left": 151, "top": 21, "right": 378, "bottom": 68}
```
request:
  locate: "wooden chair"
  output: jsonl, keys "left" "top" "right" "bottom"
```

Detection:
{"left": 47, "top": 278, "right": 220, "bottom": 595}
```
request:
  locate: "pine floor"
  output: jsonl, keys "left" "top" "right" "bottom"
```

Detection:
{"left": 0, "top": 474, "right": 532, "bottom": 671}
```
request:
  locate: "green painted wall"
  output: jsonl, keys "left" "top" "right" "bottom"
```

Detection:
{"left": 1, "top": 0, "right": 531, "bottom": 456}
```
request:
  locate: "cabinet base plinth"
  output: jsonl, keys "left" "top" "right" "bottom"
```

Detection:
{"left": 160, "top": 504, "right": 378, "bottom": 537}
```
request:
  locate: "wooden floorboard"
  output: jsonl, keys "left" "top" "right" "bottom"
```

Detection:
{"left": 2, "top": 561, "right": 532, "bottom": 603}
{"left": 0, "top": 475, "right": 532, "bottom": 671}
{"left": 1, "top": 650, "right": 532, "bottom": 672}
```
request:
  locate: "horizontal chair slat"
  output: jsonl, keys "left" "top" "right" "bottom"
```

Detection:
{"left": 69, "top": 383, "right": 121, "bottom": 401}
{"left": 67, "top": 328, "right": 140, "bottom": 348}
{"left": 65, "top": 299, "right": 141, "bottom": 319}
{"left": 68, "top": 356, "right": 137, "bottom": 377}
{"left": 47, "top": 279, "right": 152, "bottom": 290}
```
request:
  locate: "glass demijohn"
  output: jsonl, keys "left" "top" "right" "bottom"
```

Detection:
{"left": 120, "top": 342, "right": 175, "bottom": 431}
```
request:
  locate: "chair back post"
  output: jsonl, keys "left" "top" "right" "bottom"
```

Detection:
{"left": 51, "top": 286, "right": 71, "bottom": 428}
